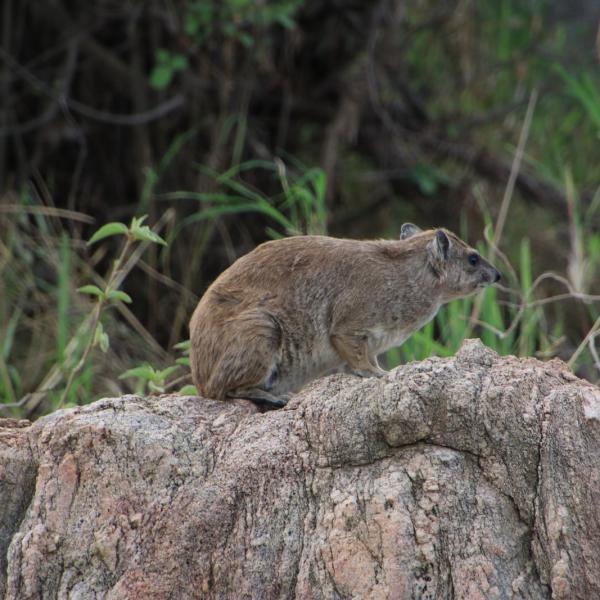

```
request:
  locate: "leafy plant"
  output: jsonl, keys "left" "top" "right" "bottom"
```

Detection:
{"left": 184, "top": 0, "right": 302, "bottom": 47}
{"left": 119, "top": 364, "right": 179, "bottom": 394}
{"left": 149, "top": 0, "right": 304, "bottom": 88}
{"left": 60, "top": 216, "right": 167, "bottom": 406}
{"left": 174, "top": 340, "right": 198, "bottom": 395}
{"left": 120, "top": 340, "right": 196, "bottom": 395}
{"left": 149, "top": 49, "right": 189, "bottom": 90}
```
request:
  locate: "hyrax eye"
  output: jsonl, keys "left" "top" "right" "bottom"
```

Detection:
{"left": 468, "top": 253, "right": 479, "bottom": 266}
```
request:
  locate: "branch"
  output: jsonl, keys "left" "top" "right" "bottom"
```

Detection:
{"left": 0, "top": 47, "right": 185, "bottom": 129}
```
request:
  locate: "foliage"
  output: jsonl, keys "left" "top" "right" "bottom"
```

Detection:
{"left": 150, "top": 50, "right": 189, "bottom": 90}
{"left": 1, "top": 0, "right": 599, "bottom": 417}
{"left": 150, "top": 0, "right": 303, "bottom": 88}
{"left": 165, "top": 159, "right": 328, "bottom": 241}
{"left": 119, "top": 364, "right": 179, "bottom": 394}
{"left": 0, "top": 212, "right": 169, "bottom": 415}
{"left": 61, "top": 215, "right": 168, "bottom": 406}
{"left": 184, "top": 0, "right": 301, "bottom": 45}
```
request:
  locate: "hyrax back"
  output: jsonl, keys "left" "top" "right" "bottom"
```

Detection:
{"left": 189, "top": 224, "right": 500, "bottom": 406}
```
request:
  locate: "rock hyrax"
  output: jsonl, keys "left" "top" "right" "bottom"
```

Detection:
{"left": 189, "top": 224, "right": 501, "bottom": 406}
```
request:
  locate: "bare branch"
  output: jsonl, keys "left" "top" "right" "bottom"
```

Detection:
{"left": 0, "top": 47, "right": 185, "bottom": 129}
{"left": 569, "top": 314, "right": 600, "bottom": 370}
{"left": 0, "top": 204, "right": 95, "bottom": 223}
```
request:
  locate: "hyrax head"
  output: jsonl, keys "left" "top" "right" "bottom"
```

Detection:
{"left": 400, "top": 223, "right": 501, "bottom": 301}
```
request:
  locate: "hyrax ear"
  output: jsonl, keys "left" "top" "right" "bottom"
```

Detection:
{"left": 429, "top": 229, "right": 450, "bottom": 261}
{"left": 400, "top": 223, "right": 422, "bottom": 240}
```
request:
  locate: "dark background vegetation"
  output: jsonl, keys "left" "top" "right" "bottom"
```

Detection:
{"left": 1, "top": 0, "right": 599, "bottom": 416}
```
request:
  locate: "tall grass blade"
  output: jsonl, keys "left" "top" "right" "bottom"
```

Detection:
{"left": 57, "top": 233, "right": 70, "bottom": 365}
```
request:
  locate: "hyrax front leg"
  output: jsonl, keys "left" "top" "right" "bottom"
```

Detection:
{"left": 330, "top": 332, "right": 387, "bottom": 379}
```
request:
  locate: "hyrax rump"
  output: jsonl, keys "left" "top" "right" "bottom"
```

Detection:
{"left": 189, "top": 224, "right": 500, "bottom": 407}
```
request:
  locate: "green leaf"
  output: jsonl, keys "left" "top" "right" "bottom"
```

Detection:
{"left": 77, "top": 285, "right": 105, "bottom": 298}
{"left": 157, "top": 365, "right": 179, "bottom": 380}
{"left": 119, "top": 365, "right": 156, "bottom": 381}
{"left": 222, "top": 22, "right": 236, "bottom": 36}
{"left": 131, "top": 214, "right": 148, "bottom": 228}
{"left": 196, "top": 4, "right": 214, "bottom": 23}
{"left": 106, "top": 289, "right": 133, "bottom": 303}
{"left": 174, "top": 340, "right": 191, "bottom": 350}
{"left": 93, "top": 323, "right": 110, "bottom": 353}
{"left": 99, "top": 332, "right": 110, "bottom": 353}
{"left": 148, "top": 381, "right": 165, "bottom": 393}
{"left": 2, "top": 307, "right": 21, "bottom": 359}
{"left": 87, "top": 222, "right": 129, "bottom": 245}
{"left": 178, "top": 385, "right": 198, "bottom": 396}
{"left": 156, "top": 48, "right": 170, "bottom": 63}
{"left": 130, "top": 224, "right": 167, "bottom": 246}
{"left": 184, "top": 14, "right": 200, "bottom": 35}
{"left": 176, "top": 357, "right": 190, "bottom": 366}
{"left": 171, "top": 54, "right": 189, "bottom": 71}
{"left": 237, "top": 32, "right": 254, "bottom": 48}
{"left": 277, "top": 13, "right": 296, "bottom": 29}
{"left": 149, "top": 65, "right": 173, "bottom": 90}
{"left": 139, "top": 169, "right": 158, "bottom": 212}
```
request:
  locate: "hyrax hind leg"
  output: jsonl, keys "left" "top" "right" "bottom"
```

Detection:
{"left": 330, "top": 331, "right": 387, "bottom": 379}
{"left": 227, "top": 386, "right": 289, "bottom": 408}
{"left": 206, "top": 309, "right": 287, "bottom": 407}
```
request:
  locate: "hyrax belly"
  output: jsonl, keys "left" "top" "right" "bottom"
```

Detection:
{"left": 273, "top": 329, "right": 342, "bottom": 395}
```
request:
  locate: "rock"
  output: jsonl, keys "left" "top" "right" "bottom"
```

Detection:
{"left": 1, "top": 339, "right": 600, "bottom": 599}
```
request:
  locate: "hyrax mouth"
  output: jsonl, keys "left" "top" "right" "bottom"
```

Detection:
{"left": 479, "top": 270, "right": 501, "bottom": 287}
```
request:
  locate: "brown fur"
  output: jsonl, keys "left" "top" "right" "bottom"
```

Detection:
{"left": 189, "top": 224, "right": 500, "bottom": 405}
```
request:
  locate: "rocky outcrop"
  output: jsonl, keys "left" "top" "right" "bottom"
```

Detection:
{"left": 1, "top": 339, "right": 600, "bottom": 599}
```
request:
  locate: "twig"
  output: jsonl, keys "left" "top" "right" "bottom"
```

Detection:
{"left": 0, "top": 37, "right": 79, "bottom": 138}
{"left": 59, "top": 235, "right": 135, "bottom": 407}
{"left": 0, "top": 46, "right": 185, "bottom": 128}
{"left": 23, "top": 313, "right": 95, "bottom": 417}
{"left": 0, "top": 395, "right": 30, "bottom": 411}
{"left": 468, "top": 89, "right": 538, "bottom": 332}
{"left": 452, "top": 96, "right": 532, "bottom": 131}
{"left": 482, "top": 224, "right": 519, "bottom": 286}
{"left": 164, "top": 373, "right": 192, "bottom": 392}
{"left": 0, "top": 204, "right": 95, "bottom": 223}
{"left": 492, "top": 89, "right": 539, "bottom": 251}
{"left": 0, "top": 104, "right": 60, "bottom": 137}
{"left": 568, "top": 314, "right": 600, "bottom": 370}
{"left": 462, "top": 270, "right": 600, "bottom": 343}
{"left": 20, "top": 215, "right": 171, "bottom": 415}
{"left": 588, "top": 333, "right": 600, "bottom": 377}
{"left": 136, "top": 259, "right": 198, "bottom": 302}
{"left": 67, "top": 95, "right": 185, "bottom": 126}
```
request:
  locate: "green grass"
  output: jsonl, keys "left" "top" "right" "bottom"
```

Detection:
{"left": 3, "top": 0, "right": 600, "bottom": 415}
{"left": 163, "top": 158, "right": 328, "bottom": 244}
{"left": 387, "top": 235, "right": 570, "bottom": 368}
{"left": 57, "top": 233, "right": 71, "bottom": 366}
{"left": 2, "top": 159, "right": 599, "bottom": 419}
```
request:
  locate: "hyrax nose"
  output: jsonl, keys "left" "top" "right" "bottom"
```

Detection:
{"left": 493, "top": 270, "right": 501, "bottom": 283}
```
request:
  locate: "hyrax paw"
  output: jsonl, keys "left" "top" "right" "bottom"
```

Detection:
{"left": 348, "top": 368, "right": 387, "bottom": 379}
